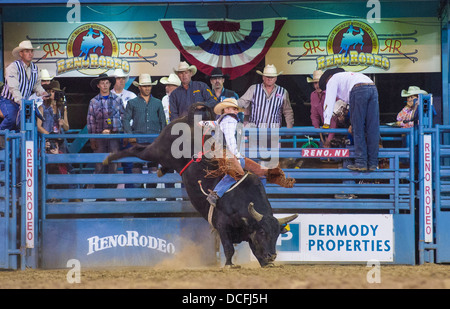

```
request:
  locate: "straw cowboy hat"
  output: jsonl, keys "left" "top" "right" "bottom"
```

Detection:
{"left": 213, "top": 98, "right": 244, "bottom": 115}
{"left": 256, "top": 64, "right": 283, "bottom": 77}
{"left": 160, "top": 73, "right": 181, "bottom": 87}
{"left": 132, "top": 73, "right": 158, "bottom": 87}
{"left": 112, "top": 68, "right": 130, "bottom": 82}
{"left": 319, "top": 67, "right": 345, "bottom": 91}
{"left": 12, "top": 40, "right": 40, "bottom": 59}
{"left": 90, "top": 73, "right": 115, "bottom": 90}
{"left": 307, "top": 70, "right": 323, "bottom": 83}
{"left": 40, "top": 69, "right": 54, "bottom": 81}
{"left": 173, "top": 61, "right": 197, "bottom": 76}
{"left": 401, "top": 86, "right": 428, "bottom": 97}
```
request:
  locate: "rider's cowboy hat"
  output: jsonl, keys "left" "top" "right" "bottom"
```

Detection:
{"left": 319, "top": 67, "right": 345, "bottom": 91}
{"left": 12, "top": 40, "right": 40, "bottom": 59}
{"left": 173, "top": 61, "right": 197, "bottom": 76}
{"left": 256, "top": 64, "right": 283, "bottom": 77}
{"left": 307, "top": 70, "right": 324, "bottom": 83}
{"left": 213, "top": 98, "right": 244, "bottom": 115}
{"left": 160, "top": 73, "right": 181, "bottom": 87}
{"left": 401, "top": 86, "right": 428, "bottom": 97}
{"left": 90, "top": 73, "right": 115, "bottom": 90}
{"left": 132, "top": 73, "right": 158, "bottom": 87}
{"left": 40, "top": 69, "right": 54, "bottom": 81}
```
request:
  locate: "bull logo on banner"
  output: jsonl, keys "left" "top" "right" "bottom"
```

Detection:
{"left": 57, "top": 23, "right": 130, "bottom": 75}
{"left": 317, "top": 20, "right": 390, "bottom": 72}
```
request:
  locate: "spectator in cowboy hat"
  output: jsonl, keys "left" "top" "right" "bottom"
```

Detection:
{"left": 124, "top": 73, "right": 165, "bottom": 144}
{"left": 208, "top": 67, "right": 239, "bottom": 102}
{"left": 110, "top": 69, "right": 137, "bottom": 190}
{"left": 123, "top": 73, "right": 166, "bottom": 194}
{"left": 0, "top": 40, "right": 48, "bottom": 131}
{"left": 238, "top": 64, "right": 294, "bottom": 128}
{"left": 319, "top": 67, "right": 380, "bottom": 171}
{"left": 160, "top": 73, "right": 181, "bottom": 124}
{"left": 111, "top": 68, "right": 137, "bottom": 110}
{"left": 169, "top": 61, "right": 217, "bottom": 121}
{"left": 395, "top": 86, "right": 428, "bottom": 128}
{"left": 87, "top": 73, "right": 124, "bottom": 186}
{"left": 29, "top": 69, "right": 55, "bottom": 108}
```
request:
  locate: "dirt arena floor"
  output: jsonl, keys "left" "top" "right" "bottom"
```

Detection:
{"left": 1, "top": 263, "right": 449, "bottom": 289}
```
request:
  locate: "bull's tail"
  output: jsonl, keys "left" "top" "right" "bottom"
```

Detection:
{"left": 102, "top": 144, "right": 148, "bottom": 165}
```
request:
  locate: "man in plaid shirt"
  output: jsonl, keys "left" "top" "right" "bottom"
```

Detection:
{"left": 87, "top": 73, "right": 124, "bottom": 182}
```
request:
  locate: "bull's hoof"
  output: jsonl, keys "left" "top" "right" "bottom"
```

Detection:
{"left": 262, "top": 263, "right": 283, "bottom": 268}
{"left": 223, "top": 264, "right": 241, "bottom": 269}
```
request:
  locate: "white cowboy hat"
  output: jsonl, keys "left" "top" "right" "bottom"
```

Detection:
{"left": 39, "top": 69, "right": 54, "bottom": 81}
{"left": 256, "top": 64, "right": 283, "bottom": 77}
{"left": 401, "top": 86, "right": 428, "bottom": 97}
{"left": 132, "top": 73, "right": 158, "bottom": 87}
{"left": 307, "top": 70, "right": 324, "bottom": 83}
{"left": 173, "top": 61, "right": 197, "bottom": 76}
{"left": 213, "top": 98, "right": 244, "bottom": 115}
{"left": 12, "top": 40, "right": 40, "bottom": 59}
{"left": 112, "top": 68, "right": 129, "bottom": 81}
{"left": 160, "top": 73, "right": 181, "bottom": 87}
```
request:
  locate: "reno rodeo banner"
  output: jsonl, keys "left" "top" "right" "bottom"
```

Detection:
{"left": 2, "top": 21, "right": 181, "bottom": 77}
{"left": 266, "top": 17, "right": 440, "bottom": 74}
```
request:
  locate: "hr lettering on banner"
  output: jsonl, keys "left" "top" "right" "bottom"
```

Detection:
{"left": 26, "top": 141, "right": 35, "bottom": 248}
{"left": 423, "top": 134, "right": 433, "bottom": 243}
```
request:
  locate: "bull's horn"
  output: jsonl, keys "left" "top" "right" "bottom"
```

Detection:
{"left": 278, "top": 214, "right": 298, "bottom": 226}
{"left": 248, "top": 202, "right": 263, "bottom": 222}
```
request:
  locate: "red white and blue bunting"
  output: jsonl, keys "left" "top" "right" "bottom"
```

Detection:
{"left": 160, "top": 18, "right": 286, "bottom": 79}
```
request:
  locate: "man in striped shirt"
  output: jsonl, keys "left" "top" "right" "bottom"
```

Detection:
{"left": 237, "top": 64, "right": 294, "bottom": 129}
{"left": 1, "top": 40, "right": 47, "bottom": 131}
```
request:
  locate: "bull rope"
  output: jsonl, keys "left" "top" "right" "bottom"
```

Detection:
{"left": 199, "top": 172, "right": 249, "bottom": 227}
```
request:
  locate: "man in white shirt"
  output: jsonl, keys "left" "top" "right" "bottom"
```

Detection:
{"left": 111, "top": 68, "right": 136, "bottom": 189}
{"left": 111, "top": 69, "right": 136, "bottom": 109}
{"left": 319, "top": 68, "right": 379, "bottom": 171}
{"left": 160, "top": 73, "right": 181, "bottom": 124}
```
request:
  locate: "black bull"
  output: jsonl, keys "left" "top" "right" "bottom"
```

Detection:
{"left": 104, "top": 103, "right": 298, "bottom": 267}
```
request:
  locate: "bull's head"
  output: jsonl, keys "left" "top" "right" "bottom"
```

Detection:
{"left": 246, "top": 203, "right": 298, "bottom": 267}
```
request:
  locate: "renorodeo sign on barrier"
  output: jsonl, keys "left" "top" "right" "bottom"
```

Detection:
{"left": 422, "top": 135, "right": 433, "bottom": 243}
{"left": 25, "top": 141, "right": 35, "bottom": 248}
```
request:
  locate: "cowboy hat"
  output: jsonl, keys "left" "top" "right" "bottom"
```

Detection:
{"left": 318, "top": 67, "right": 345, "bottom": 91}
{"left": 43, "top": 80, "right": 63, "bottom": 92}
{"left": 209, "top": 67, "right": 229, "bottom": 79}
{"left": 307, "top": 70, "right": 323, "bottom": 83}
{"left": 213, "top": 98, "right": 244, "bottom": 115}
{"left": 160, "top": 73, "right": 181, "bottom": 87}
{"left": 256, "top": 64, "right": 283, "bottom": 77}
{"left": 132, "top": 73, "right": 158, "bottom": 87}
{"left": 12, "top": 40, "right": 40, "bottom": 59}
{"left": 112, "top": 68, "right": 129, "bottom": 82}
{"left": 173, "top": 61, "right": 197, "bottom": 76}
{"left": 401, "top": 86, "right": 428, "bottom": 97}
{"left": 90, "top": 73, "right": 116, "bottom": 90}
{"left": 40, "top": 69, "right": 54, "bottom": 81}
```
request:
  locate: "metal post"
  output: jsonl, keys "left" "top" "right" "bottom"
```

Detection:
{"left": 20, "top": 99, "right": 39, "bottom": 268}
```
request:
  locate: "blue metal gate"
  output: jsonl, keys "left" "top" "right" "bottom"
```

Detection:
{"left": 0, "top": 98, "right": 427, "bottom": 269}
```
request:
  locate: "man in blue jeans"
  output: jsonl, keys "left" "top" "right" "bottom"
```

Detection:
{"left": 319, "top": 68, "right": 380, "bottom": 171}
